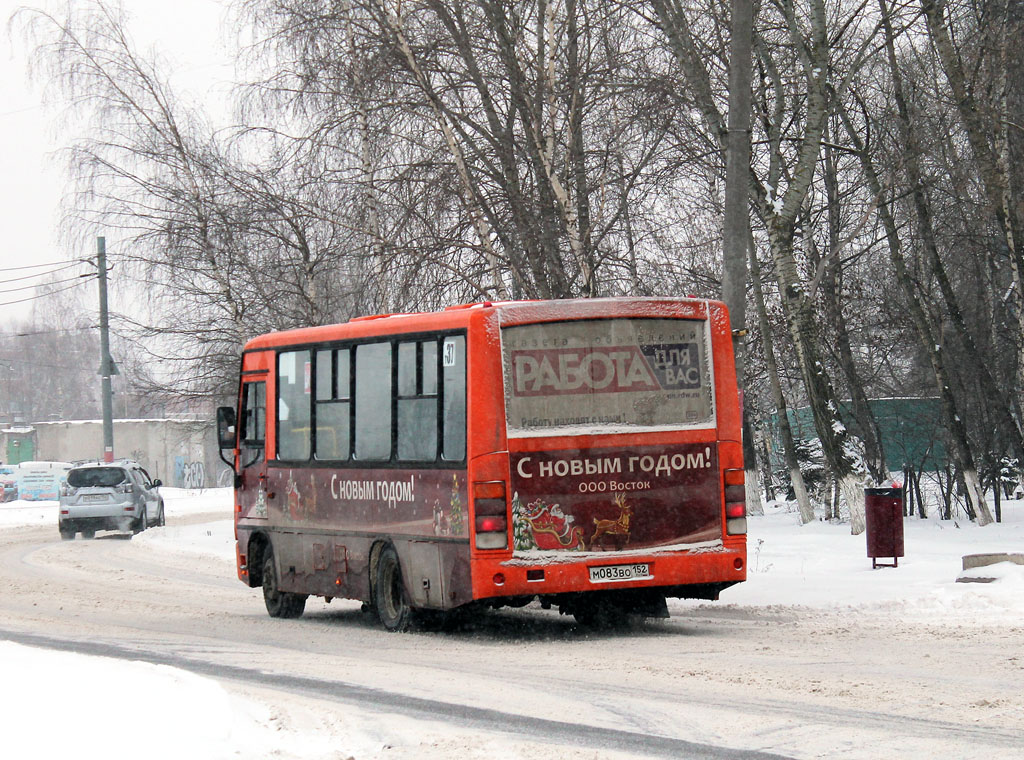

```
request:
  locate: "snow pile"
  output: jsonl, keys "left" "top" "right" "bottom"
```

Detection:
{"left": 160, "top": 486, "right": 235, "bottom": 516}
{"left": 0, "top": 641, "right": 358, "bottom": 760}
{"left": 132, "top": 517, "right": 237, "bottom": 560}
{"left": 0, "top": 496, "right": 59, "bottom": 528}
{"left": 716, "top": 497, "right": 1024, "bottom": 624}
{"left": 134, "top": 487, "right": 237, "bottom": 560}
{"left": 0, "top": 486, "right": 229, "bottom": 529}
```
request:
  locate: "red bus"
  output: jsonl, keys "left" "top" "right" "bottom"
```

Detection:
{"left": 217, "top": 298, "right": 746, "bottom": 630}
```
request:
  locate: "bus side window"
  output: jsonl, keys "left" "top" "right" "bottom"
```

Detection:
{"left": 315, "top": 348, "right": 350, "bottom": 461}
{"left": 240, "top": 381, "right": 266, "bottom": 449}
{"left": 441, "top": 335, "right": 466, "bottom": 461}
{"left": 278, "top": 349, "right": 311, "bottom": 461}
{"left": 397, "top": 340, "right": 438, "bottom": 461}
{"left": 354, "top": 342, "right": 392, "bottom": 460}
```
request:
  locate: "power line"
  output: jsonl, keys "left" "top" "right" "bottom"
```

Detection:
{"left": 0, "top": 272, "right": 94, "bottom": 295}
{"left": 0, "top": 326, "right": 97, "bottom": 338}
{"left": 0, "top": 355, "right": 100, "bottom": 371}
{"left": 0, "top": 262, "right": 83, "bottom": 286}
{"left": 0, "top": 276, "right": 95, "bottom": 307}
{"left": 1, "top": 258, "right": 88, "bottom": 272}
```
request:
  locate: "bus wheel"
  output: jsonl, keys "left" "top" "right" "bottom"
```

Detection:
{"left": 374, "top": 545, "right": 412, "bottom": 632}
{"left": 262, "top": 547, "right": 307, "bottom": 619}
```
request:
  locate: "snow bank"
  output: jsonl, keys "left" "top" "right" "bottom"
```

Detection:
{"left": 0, "top": 641, "right": 355, "bottom": 760}
{"left": 0, "top": 486, "right": 231, "bottom": 529}
{"left": 715, "top": 498, "right": 1024, "bottom": 624}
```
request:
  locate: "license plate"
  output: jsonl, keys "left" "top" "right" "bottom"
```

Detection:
{"left": 588, "top": 563, "right": 651, "bottom": 584}
{"left": 84, "top": 494, "right": 108, "bottom": 503}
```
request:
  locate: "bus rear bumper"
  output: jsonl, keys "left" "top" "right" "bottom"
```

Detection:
{"left": 471, "top": 543, "right": 747, "bottom": 602}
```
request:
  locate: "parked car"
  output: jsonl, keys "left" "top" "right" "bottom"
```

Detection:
{"left": 0, "top": 468, "right": 17, "bottom": 502}
{"left": 58, "top": 461, "right": 164, "bottom": 540}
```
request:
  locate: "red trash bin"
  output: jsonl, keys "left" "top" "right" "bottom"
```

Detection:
{"left": 865, "top": 487, "right": 904, "bottom": 568}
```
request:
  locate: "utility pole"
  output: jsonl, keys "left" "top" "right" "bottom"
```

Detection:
{"left": 97, "top": 236, "right": 116, "bottom": 463}
{"left": 722, "top": 0, "right": 754, "bottom": 378}
{"left": 722, "top": 0, "right": 760, "bottom": 514}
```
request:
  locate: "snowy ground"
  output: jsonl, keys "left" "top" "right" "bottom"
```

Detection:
{"left": 1, "top": 487, "right": 1021, "bottom": 759}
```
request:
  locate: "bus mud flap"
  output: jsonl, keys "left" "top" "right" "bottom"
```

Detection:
{"left": 403, "top": 541, "right": 444, "bottom": 608}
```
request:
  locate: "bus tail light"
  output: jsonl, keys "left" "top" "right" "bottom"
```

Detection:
{"left": 473, "top": 481, "right": 508, "bottom": 550}
{"left": 476, "top": 515, "right": 507, "bottom": 532}
{"left": 724, "top": 468, "right": 747, "bottom": 535}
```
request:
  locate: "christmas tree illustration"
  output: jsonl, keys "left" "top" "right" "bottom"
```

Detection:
{"left": 512, "top": 492, "right": 539, "bottom": 551}
{"left": 449, "top": 474, "right": 464, "bottom": 536}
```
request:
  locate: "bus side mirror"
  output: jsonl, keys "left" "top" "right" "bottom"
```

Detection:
{"left": 217, "top": 406, "right": 237, "bottom": 450}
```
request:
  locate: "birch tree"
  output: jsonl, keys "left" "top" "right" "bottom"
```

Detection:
{"left": 19, "top": 1, "right": 361, "bottom": 398}
{"left": 650, "top": 0, "right": 877, "bottom": 532}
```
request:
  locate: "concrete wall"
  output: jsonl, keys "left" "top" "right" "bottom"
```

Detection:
{"left": 27, "top": 419, "right": 229, "bottom": 488}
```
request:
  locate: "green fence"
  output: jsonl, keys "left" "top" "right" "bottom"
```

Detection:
{"left": 764, "top": 397, "right": 946, "bottom": 473}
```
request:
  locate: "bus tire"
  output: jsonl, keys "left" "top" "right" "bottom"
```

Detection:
{"left": 374, "top": 545, "right": 412, "bottom": 632}
{"left": 262, "top": 546, "right": 307, "bottom": 619}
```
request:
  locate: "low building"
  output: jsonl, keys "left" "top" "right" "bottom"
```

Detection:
{"left": 1, "top": 418, "right": 229, "bottom": 489}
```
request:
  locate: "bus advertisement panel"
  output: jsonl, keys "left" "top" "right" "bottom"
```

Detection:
{"left": 502, "top": 317, "right": 714, "bottom": 435}
{"left": 509, "top": 443, "right": 721, "bottom": 555}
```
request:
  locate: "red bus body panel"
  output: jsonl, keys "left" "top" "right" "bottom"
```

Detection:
{"left": 233, "top": 298, "right": 745, "bottom": 611}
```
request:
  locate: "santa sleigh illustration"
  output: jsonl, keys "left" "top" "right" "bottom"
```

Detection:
{"left": 520, "top": 499, "right": 586, "bottom": 551}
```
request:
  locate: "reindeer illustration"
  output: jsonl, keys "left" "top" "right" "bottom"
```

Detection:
{"left": 590, "top": 492, "right": 633, "bottom": 549}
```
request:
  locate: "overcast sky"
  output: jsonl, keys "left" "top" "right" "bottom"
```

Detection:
{"left": 0, "top": 0, "right": 234, "bottom": 327}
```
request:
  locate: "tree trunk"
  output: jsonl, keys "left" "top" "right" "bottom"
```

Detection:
{"left": 743, "top": 410, "right": 765, "bottom": 516}
{"left": 922, "top": 0, "right": 1024, "bottom": 401}
{"left": 818, "top": 138, "right": 887, "bottom": 483}
{"left": 749, "top": 236, "right": 815, "bottom": 523}
{"left": 769, "top": 218, "right": 868, "bottom": 533}
{"left": 876, "top": 0, "right": 994, "bottom": 523}
{"left": 759, "top": 434, "right": 777, "bottom": 502}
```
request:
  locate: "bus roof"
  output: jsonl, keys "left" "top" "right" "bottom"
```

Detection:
{"left": 242, "top": 297, "right": 725, "bottom": 351}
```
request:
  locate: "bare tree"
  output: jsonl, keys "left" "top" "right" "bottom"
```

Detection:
{"left": 650, "top": 0, "right": 880, "bottom": 532}
{"left": 18, "top": 1, "right": 363, "bottom": 400}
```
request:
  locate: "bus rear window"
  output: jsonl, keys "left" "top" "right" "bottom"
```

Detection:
{"left": 501, "top": 318, "right": 714, "bottom": 436}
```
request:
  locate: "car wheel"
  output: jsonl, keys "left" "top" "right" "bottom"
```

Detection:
{"left": 59, "top": 529, "right": 75, "bottom": 541}
{"left": 81, "top": 530, "right": 95, "bottom": 540}
{"left": 374, "top": 545, "right": 413, "bottom": 632}
{"left": 133, "top": 506, "right": 147, "bottom": 534}
{"left": 262, "top": 546, "right": 306, "bottom": 619}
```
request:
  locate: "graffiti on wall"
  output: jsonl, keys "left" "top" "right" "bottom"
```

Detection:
{"left": 174, "top": 457, "right": 206, "bottom": 489}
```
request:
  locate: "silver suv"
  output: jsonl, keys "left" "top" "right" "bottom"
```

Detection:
{"left": 59, "top": 461, "right": 165, "bottom": 540}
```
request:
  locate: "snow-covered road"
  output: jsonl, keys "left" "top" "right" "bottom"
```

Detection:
{"left": 1, "top": 489, "right": 1022, "bottom": 759}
